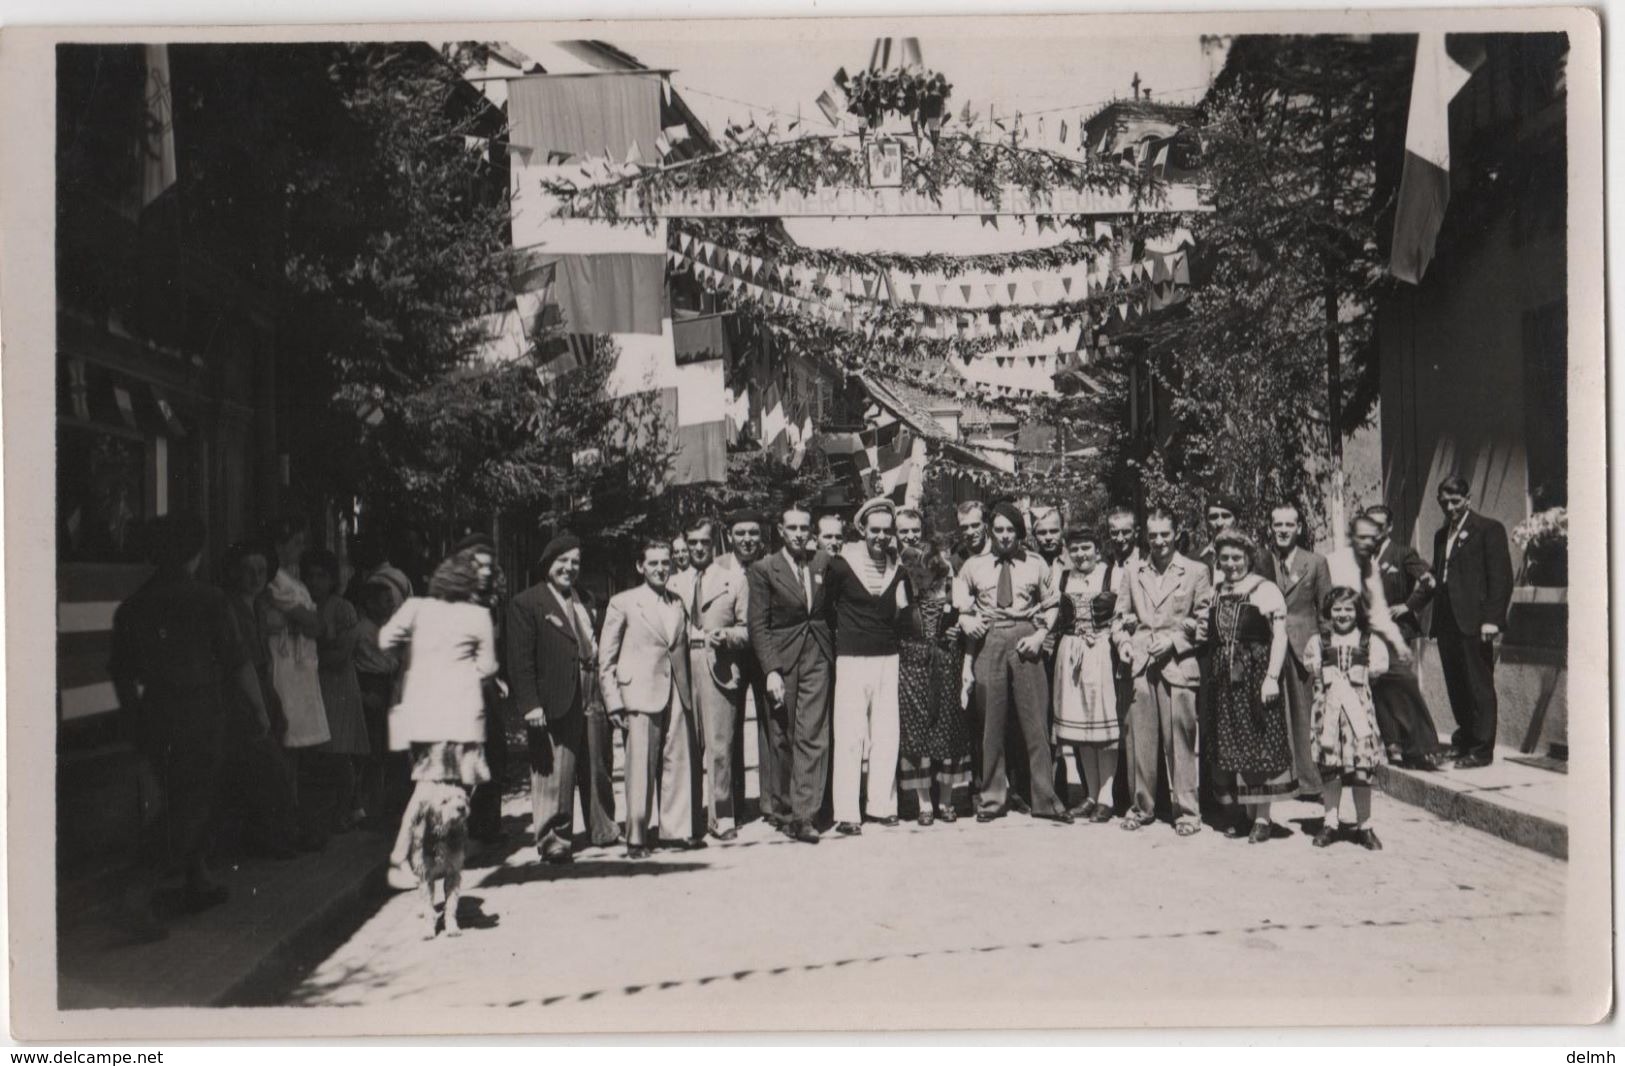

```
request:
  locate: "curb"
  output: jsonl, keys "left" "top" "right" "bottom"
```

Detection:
{"left": 214, "top": 855, "right": 394, "bottom": 1007}
{"left": 1376, "top": 764, "right": 1567, "bottom": 860}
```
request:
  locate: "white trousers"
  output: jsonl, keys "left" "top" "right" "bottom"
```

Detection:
{"left": 832, "top": 654, "right": 900, "bottom": 823}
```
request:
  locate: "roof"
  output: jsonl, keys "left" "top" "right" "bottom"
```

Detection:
{"left": 855, "top": 373, "right": 1006, "bottom": 472}
{"left": 1082, "top": 97, "right": 1199, "bottom": 134}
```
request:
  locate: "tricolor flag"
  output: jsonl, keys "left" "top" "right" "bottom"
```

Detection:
{"left": 816, "top": 66, "right": 851, "bottom": 127}
{"left": 1391, "top": 33, "right": 1485, "bottom": 284}
{"left": 140, "top": 45, "right": 177, "bottom": 209}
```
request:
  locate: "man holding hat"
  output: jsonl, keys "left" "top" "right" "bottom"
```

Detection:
{"left": 718, "top": 508, "right": 786, "bottom": 825}
{"left": 508, "top": 532, "right": 618, "bottom": 864}
{"left": 955, "top": 501, "right": 1072, "bottom": 823}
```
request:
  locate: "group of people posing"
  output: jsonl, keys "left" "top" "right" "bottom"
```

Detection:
{"left": 109, "top": 472, "right": 1512, "bottom": 936}
{"left": 468, "top": 472, "right": 1511, "bottom": 865}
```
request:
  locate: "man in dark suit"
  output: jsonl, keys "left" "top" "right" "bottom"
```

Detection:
{"left": 1429, "top": 476, "right": 1514, "bottom": 768}
{"left": 508, "top": 533, "right": 619, "bottom": 864}
{"left": 1257, "top": 502, "right": 1332, "bottom": 799}
{"left": 746, "top": 504, "right": 834, "bottom": 844}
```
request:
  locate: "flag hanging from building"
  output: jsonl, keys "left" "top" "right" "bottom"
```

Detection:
{"left": 1391, "top": 33, "right": 1484, "bottom": 284}
{"left": 140, "top": 44, "right": 177, "bottom": 209}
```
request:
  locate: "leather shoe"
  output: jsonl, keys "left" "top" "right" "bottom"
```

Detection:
{"left": 938, "top": 807, "right": 958, "bottom": 824}
{"left": 917, "top": 812, "right": 934, "bottom": 827}
{"left": 711, "top": 826, "right": 739, "bottom": 842}
{"left": 540, "top": 846, "right": 573, "bottom": 865}
{"left": 625, "top": 845, "right": 651, "bottom": 860}
{"left": 834, "top": 821, "right": 862, "bottom": 836}
{"left": 1356, "top": 828, "right": 1384, "bottom": 851}
{"left": 876, "top": 815, "right": 900, "bottom": 827}
{"left": 1008, "top": 795, "right": 1032, "bottom": 815}
{"left": 785, "top": 821, "right": 821, "bottom": 844}
{"left": 1247, "top": 820, "right": 1272, "bottom": 844}
{"left": 1033, "top": 809, "right": 1075, "bottom": 825}
{"left": 1453, "top": 753, "right": 1493, "bottom": 769}
{"left": 1312, "top": 825, "right": 1337, "bottom": 848}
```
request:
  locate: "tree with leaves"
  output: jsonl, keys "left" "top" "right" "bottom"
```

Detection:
{"left": 1121, "top": 36, "right": 1409, "bottom": 542}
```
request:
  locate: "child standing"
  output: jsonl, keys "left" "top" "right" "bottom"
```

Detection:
{"left": 1306, "top": 585, "right": 1390, "bottom": 850}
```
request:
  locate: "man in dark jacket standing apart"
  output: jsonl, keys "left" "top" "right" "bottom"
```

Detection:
{"left": 508, "top": 533, "right": 619, "bottom": 864}
{"left": 1429, "top": 476, "right": 1515, "bottom": 768}
{"left": 746, "top": 504, "right": 833, "bottom": 844}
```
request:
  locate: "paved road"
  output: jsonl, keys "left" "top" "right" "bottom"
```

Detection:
{"left": 285, "top": 785, "right": 1572, "bottom": 1032}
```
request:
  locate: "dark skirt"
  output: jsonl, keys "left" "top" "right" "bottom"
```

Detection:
{"left": 898, "top": 637, "right": 972, "bottom": 762}
{"left": 1213, "top": 642, "right": 1297, "bottom": 800}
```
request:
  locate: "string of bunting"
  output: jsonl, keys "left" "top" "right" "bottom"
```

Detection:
{"left": 673, "top": 211, "right": 1201, "bottom": 279}
{"left": 538, "top": 129, "right": 1161, "bottom": 222}
{"left": 667, "top": 243, "right": 1187, "bottom": 343}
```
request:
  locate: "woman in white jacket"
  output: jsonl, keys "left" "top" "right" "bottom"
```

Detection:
{"left": 380, "top": 548, "right": 499, "bottom": 888}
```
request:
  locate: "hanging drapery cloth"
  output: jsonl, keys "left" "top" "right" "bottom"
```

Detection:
{"left": 507, "top": 72, "right": 665, "bottom": 163}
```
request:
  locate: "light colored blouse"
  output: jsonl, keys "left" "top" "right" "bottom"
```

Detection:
{"left": 379, "top": 597, "right": 498, "bottom": 747}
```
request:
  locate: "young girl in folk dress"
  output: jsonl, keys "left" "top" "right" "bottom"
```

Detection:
{"left": 1306, "top": 586, "right": 1390, "bottom": 851}
{"left": 1050, "top": 527, "right": 1122, "bottom": 823}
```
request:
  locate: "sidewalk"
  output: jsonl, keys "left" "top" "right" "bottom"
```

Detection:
{"left": 57, "top": 826, "right": 395, "bottom": 1010}
{"left": 1376, "top": 745, "right": 1567, "bottom": 859}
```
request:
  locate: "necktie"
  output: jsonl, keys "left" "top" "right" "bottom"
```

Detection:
{"left": 690, "top": 567, "right": 705, "bottom": 630}
{"left": 996, "top": 557, "right": 1014, "bottom": 608}
{"left": 799, "top": 559, "right": 812, "bottom": 611}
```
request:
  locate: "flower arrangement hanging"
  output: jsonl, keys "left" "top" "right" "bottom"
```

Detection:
{"left": 1511, "top": 506, "right": 1568, "bottom": 587}
{"left": 844, "top": 67, "right": 953, "bottom": 132}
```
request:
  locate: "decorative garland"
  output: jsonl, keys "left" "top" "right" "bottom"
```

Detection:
{"left": 539, "top": 131, "right": 1160, "bottom": 222}
{"left": 669, "top": 245, "right": 1184, "bottom": 338}
{"left": 675, "top": 218, "right": 1103, "bottom": 279}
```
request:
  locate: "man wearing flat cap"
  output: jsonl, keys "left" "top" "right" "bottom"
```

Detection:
{"left": 955, "top": 500, "right": 1072, "bottom": 824}
{"left": 508, "top": 532, "right": 619, "bottom": 863}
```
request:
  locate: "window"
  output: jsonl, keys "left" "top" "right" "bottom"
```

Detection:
{"left": 58, "top": 424, "right": 148, "bottom": 564}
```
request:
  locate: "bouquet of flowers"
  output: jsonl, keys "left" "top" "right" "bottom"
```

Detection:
{"left": 1511, "top": 506, "right": 1567, "bottom": 552}
{"left": 845, "top": 68, "right": 953, "bottom": 131}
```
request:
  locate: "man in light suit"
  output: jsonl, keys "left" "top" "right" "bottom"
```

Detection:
{"left": 1430, "top": 475, "right": 1514, "bottom": 768}
{"left": 1256, "top": 502, "right": 1332, "bottom": 799}
{"left": 598, "top": 539, "right": 704, "bottom": 859}
{"left": 747, "top": 504, "right": 833, "bottom": 844}
{"left": 667, "top": 518, "right": 750, "bottom": 841}
{"left": 508, "top": 534, "right": 619, "bottom": 865}
{"left": 1113, "top": 508, "right": 1212, "bottom": 836}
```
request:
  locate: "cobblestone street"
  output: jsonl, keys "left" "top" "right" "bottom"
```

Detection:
{"left": 283, "top": 786, "right": 1572, "bottom": 1033}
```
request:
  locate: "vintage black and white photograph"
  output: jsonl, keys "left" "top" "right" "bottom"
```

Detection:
{"left": 2, "top": 7, "right": 1608, "bottom": 1040}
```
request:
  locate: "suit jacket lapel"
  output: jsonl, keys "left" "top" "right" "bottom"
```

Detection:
{"left": 1143, "top": 559, "right": 1178, "bottom": 610}
{"left": 772, "top": 553, "right": 805, "bottom": 613}
{"left": 541, "top": 585, "right": 579, "bottom": 647}
{"left": 1274, "top": 550, "right": 1306, "bottom": 596}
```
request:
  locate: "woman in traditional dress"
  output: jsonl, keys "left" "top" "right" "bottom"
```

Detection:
{"left": 381, "top": 548, "right": 499, "bottom": 888}
{"left": 1305, "top": 585, "right": 1389, "bottom": 850}
{"left": 1205, "top": 528, "right": 1295, "bottom": 843}
{"left": 896, "top": 538, "right": 974, "bottom": 824}
{"left": 1050, "top": 526, "right": 1123, "bottom": 823}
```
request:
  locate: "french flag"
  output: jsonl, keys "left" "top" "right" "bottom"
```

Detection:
{"left": 1391, "top": 33, "right": 1485, "bottom": 284}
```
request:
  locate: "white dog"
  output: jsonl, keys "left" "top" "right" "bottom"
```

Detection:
{"left": 407, "top": 782, "right": 470, "bottom": 939}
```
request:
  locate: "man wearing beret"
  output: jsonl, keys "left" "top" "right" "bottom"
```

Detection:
{"left": 508, "top": 533, "right": 619, "bottom": 863}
